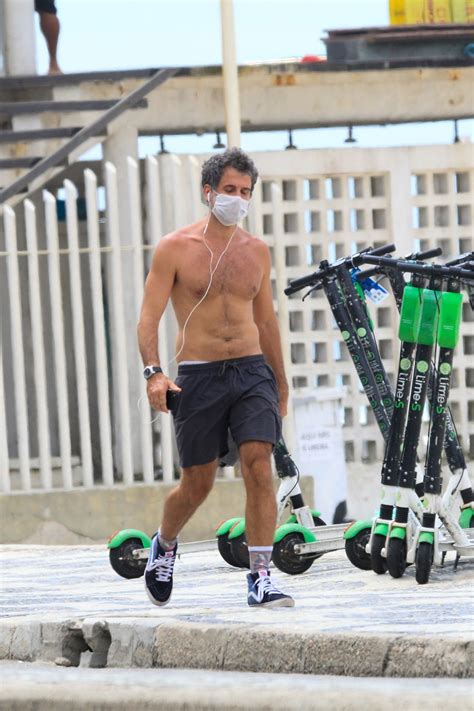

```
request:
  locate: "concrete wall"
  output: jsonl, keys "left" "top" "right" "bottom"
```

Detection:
{"left": 0, "top": 475, "right": 314, "bottom": 545}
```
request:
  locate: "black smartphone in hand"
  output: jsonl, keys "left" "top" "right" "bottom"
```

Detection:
{"left": 166, "top": 389, "right": 181, "bottom": 411}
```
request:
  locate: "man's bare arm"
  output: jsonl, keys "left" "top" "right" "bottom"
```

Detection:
{"left": 137, "top": 237, "right": 181, "bottom": 412}
{"left": 252, "top": 243, "right": 289, "bottom": 416}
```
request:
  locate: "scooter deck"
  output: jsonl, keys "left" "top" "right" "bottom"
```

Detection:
{"left": 131, "top": 538, "right": 218, "bottom": 560}
{"left": 293, "top": 523, "right": 348, "bottom": 555}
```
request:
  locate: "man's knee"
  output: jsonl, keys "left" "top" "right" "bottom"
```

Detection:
{"left": 240, "top": 442, "right": 274, "bottom": 488}
{"left": 179, "top": 462, "right": 216, "bottom": 505}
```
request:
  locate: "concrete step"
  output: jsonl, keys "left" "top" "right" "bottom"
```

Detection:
{"left": 1, "top": 662, "right": 473, "bottom": 711}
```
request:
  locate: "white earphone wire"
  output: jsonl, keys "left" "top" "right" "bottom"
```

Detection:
{"left": 139, "top": 205, "right": 238, "bottom": 425}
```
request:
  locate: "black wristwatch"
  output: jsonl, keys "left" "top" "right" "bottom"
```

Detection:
{"left": 143, "top": 366, "right": 163, "bottom": 380}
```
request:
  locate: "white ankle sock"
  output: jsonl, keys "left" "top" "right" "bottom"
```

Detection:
{"left": 248, "top": 546, "right": 272, "bottom": 574}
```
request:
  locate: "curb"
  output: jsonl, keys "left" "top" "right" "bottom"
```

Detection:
{"left": 0, "top": 618, "right": 472, "bottom": 678}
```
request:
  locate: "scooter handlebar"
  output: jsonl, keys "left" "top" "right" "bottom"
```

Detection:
{"left": 284, "top": 243, "right": 396, "bottom": 295}
{"left": 408, "top": 247, "right": 443, "bottom": 261}
{"left": 446, "top": 251, "right": 474, "bottom": 267}
{"left": 355, "top": 247, "right": 442, "bottom": 281}
{"left": 369, "top": 243, "right": 396, "bottom": 257}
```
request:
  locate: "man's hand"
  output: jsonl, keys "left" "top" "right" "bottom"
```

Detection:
{"left": 278, "top": 386, "right": 289, "bottom": 418}
{"left": 146, "top": 374, "right": 182, "bottom": 413}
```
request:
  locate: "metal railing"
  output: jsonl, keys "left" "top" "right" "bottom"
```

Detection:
{"left": 0, "top": 67, "right": 176, "bottom": 205}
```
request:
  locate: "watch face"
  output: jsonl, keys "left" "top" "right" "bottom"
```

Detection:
{"left": 144, "top": 366, "right": 161, "bottom": 379}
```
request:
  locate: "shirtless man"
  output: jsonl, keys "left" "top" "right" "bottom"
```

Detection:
{"left": 138, "top": 148, "right": 294, "bottom": 608}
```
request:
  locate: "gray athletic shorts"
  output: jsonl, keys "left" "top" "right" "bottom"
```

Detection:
{"left": 170, "top": 354, "right": 282, "bottom": 468}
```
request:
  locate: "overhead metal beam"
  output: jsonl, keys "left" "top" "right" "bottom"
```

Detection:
{"left": 0, "top": 99, "right": 148, "bottom": 116}
{"left": 41, "top": 62, "right": 472, "bottom": 136}
{"left": 0, "top": 127, "right": 109, "bottom": 143}
{"left": 137, "top": 63, "right": 474, "bottom": 135}
{"left": 0, "top": 157, "right": 42, "bottom": 169}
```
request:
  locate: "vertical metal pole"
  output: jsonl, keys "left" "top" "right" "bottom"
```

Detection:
{"left": 220, "top": 0, "right": 241, "bottom": 148}
{"left": 127, "top": 157, "right": 155, "bottom": 485}
{"left": 24, "top": 199, "right": 52, "bottom": 490}
{"left": 1, "top": 0, "right": 37, "bottom": 76}
{"left": 104, "top": 161, "right": 134, "bottom": 485}
{"left": 4, "top": 206, "right": 31, "bottom": 491}
{"left": 0, "top": 337, "right": 9, "bottom": 492}
{"left": 43, "top": 190, "right": 73, "bottom": 489}
{"left": 145, "top": 155, "right": 174, "bottom": 484}
{"left": 84, "top": 169, "right": 114, "bottom": 486}
{"left": 64, "top": 179, "right": 94, "bottom": 487}
{"left": 270, "top": 182, "right": 295, "bottom": 453}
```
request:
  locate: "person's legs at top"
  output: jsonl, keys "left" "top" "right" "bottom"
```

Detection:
{"left": 34, "top": 0, "right": 62, "bottom": 75}
{"left": 145, "top": 460, "right": 217, "bottom": 606}
{"left": 240, "top": 441, "right": 294, "bottom": 608}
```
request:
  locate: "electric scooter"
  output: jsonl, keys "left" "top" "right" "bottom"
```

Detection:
{"left": 283, "top": 244, "right": 436, "bottom": 570}
{"left": 216, "top": 244, "right": 398, "bottom": 574}
{"left": 216, "top": 438, "right": 329, "bottom": 575}
{"left": 352, "top": 252, "right": 474, "bottom": 578}
{"left": 349, "top": 254, "right": 474, "bottom": 581}
{"left": 412, "top": 263, "right": 474, "bottom": 582}
{"left": 108, "top": 438, "right": 327, "bottom": 579}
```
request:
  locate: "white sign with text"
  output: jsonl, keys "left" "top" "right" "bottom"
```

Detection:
{"left": 293, "top": 389, "right": 347, "bottom": 523}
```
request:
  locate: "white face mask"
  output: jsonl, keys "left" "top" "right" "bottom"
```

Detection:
{"left": 209, "top": 192, "right": 250, "bottom": 226}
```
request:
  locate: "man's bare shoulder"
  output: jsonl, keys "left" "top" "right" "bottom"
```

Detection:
{"left": 154, "top": 222, "right": 205, "bottom": 253}
{"left": 239, "top": 229, "right": 271, "bottom": 260}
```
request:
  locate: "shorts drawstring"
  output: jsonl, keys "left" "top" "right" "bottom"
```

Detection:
{"left": 218, "top": 360, "right": 241, "bottom": 377}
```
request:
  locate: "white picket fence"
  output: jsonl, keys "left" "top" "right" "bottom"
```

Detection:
{"left": 1, "top": 144, "right": 473, "bottom": 493}
{"left": 0, "top": 157, "right": 175, "bottom": 492}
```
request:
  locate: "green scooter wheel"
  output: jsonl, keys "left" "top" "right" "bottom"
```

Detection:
{"left": 109, "top": 537, "right": 147, "bottom": 579}
{"left": 370, "top": 534, "right": 387, "bottom": 575}
{"left": 217, "top": 532, "right": 243, "bottom": 568}
{"left": 387, "top": 537, "right": 407, "bottom": 579}
{"left": 345, "top": 528, "right": 372, "bottom": 571}
{"left": 272, "top": 532, "right": 315, "bottom": 575}
{"left": 415, "top": 541, "right": 434, "bottom": 585}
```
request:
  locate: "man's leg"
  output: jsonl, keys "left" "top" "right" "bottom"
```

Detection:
{"left": 160, "top": 459, "right": 218, "bottom": 540}
{"left": 239, "top": 441, "right": 276, "bottom": 548}
{"left": 240, "top": 440, "right": 294, "bottom": 607}
{"left": 145, "top": 459, "right": 218, "bottom": 607}
{"left": 38, "top": 11, "right": 62, "bottom": 75}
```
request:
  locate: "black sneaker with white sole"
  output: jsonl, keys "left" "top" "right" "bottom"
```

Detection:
{"left": 247, "top": 571, "right": 295, "bottom": 608}
{"left": 144, "top": 534, "right": 177, "bottom": 606}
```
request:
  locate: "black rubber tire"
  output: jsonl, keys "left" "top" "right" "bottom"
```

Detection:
{"left": 228, "top": 533, "right": 250, "bottom": 569}
{"left": 387, "top": 537, "right": 407, "bottom": 579}
{"left": 344, "top": 528, "right": 372, "bottom": 571}
{"left": 370, "top": 533, "right": 388, "bottom": 575}
{"left": 272, "top": 532, "right": 315, "bottom": 575}
{"left": 109, "top": 538, "right": 147, "bottom": 579}
{"left": 415, "top": 541, "right": 434, "bottom": 585}
{"left": 217, "top": 532, "right": 242, "bottom": 568}
{"left": 224, "top": 515, "right": 327, "bottom": 571}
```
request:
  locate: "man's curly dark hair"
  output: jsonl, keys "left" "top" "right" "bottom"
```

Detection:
{"left": 201, "top": 148, "right": 258, "bottom": 193}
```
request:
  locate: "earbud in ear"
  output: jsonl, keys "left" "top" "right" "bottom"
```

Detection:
{"left": 206, "top": 193, "right": 210, "bottom": 203}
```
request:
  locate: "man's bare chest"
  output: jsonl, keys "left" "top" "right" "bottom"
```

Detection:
{"left": 175, "top": 248, "right": 263, "bottom": 301}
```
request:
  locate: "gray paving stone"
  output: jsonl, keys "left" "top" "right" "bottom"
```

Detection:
{"left": 0, "top": 544, "right": 473, "bottom": 678}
